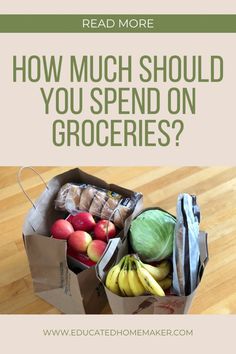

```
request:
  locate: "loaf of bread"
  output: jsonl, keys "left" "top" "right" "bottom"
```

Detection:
{"left": 55, "top": 183, "right": 141, "bottom": 228}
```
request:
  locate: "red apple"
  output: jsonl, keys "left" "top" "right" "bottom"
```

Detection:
{"left": 67, "top": 247, "right": 96, "bottom": 267}
{"left": 94, "top": 220, "right": 116, "bottom": 241}
{"left": 70, "top": 212, "right": 96, "bottom": 232}
{"left": 87, "top": 240, "right": 107, "bottom": 263}
{"left": 68, "top": 230, "right": 92, "bottom": 253}
{"left": 51, "top": 219, "right": 74, "bottom": 240}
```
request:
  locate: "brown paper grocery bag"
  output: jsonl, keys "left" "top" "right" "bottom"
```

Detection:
{"left": 24, "top": 235, "right": 86, "bottom": 313}
{"left": 21, "top": 167, "right": 143, "bottom": 314}
{"left": 97, "top": 231, "right": 208, "bottom": 314}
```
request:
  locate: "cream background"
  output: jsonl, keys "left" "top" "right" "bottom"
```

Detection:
{"left": 1, "top": 0, "right": 236, "bottom": 14}
{"left": 0, "top": 33, "right": 235, "bottom": 165}
{"left": 0, "top": 315, "right": 235, "bottom": 354}
{"left": 1, "top": 1, "right": 236, "bottom": 165}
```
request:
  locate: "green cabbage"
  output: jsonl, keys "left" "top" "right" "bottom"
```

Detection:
{"left": 129, "top": 209, "right": 176, "bottom": 262}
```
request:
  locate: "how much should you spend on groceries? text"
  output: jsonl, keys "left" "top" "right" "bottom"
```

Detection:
{"left": 12, "top": 55, "right": 224, "bottom": 147}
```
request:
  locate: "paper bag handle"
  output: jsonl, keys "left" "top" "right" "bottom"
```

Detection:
{"left": 96, "top": 237, "right": 121, "bottom": 281}
{"left": 17, "top": 166, "right": 49, "bottom": 209}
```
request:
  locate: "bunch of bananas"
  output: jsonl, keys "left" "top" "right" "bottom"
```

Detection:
{"left": 105, "top": 254, "right": 172, "bottom": 297}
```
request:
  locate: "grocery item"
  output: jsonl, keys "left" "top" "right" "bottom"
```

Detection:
{"left": 105, "top": 256, "right": 126, "bottom": 295}
{"left": 67, "top": 247, "right": 96, "bottom": 267}
{"left": 69, "top": 212, "right": 96, "bottom": 232}
{"left": 68, "top": 231, "right": 92, "bottom": 253}
{"left": 127, "top": 257, "right": 146, "bottom": 296}
{"left": 118, "top": 256, "right": 133, "bottom": 296}
{"left": 55, "top": 182, "right": 141, "bottom": 228}
{"left": 129, "top": 209, "right": 176, "bottom": 262}
{"left": 158, "top": 277, "right": 172, "bottom": 290}
{"left": 51, "top": 211, "right": 118, "bottom": 267}
{"left": 133, "top": 257, "right": 165, "bottom": 297}
{"left": 50, "top": 219, "right": 74, "bottom": 240}
{"left": 94, "top": 219, "right": 116, "bottom": 241}
{"left": 105, "top": 254, "right": 170, "bottom": 297}
{"left": 139, "top": 260, "right": 171, "bottom": 281}
{"left": 87, "top": 240, "right": 107, "bottom": 262}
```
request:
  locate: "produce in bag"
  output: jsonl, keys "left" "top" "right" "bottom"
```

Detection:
{"left": 105, "top": 254, "right": 172, "bottom": 297}
{"left": 129, "top": 209, "right": 176, "bottom": 262}
{"left": 50, "top": 211, "right": 117, "bottom": 266}
{"left": 55, "top": 182, "right": 141, "bottom": 228}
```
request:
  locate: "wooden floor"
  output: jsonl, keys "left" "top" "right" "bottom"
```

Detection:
{"left": 0, "top": 166, "right": 236, "bottom": 314}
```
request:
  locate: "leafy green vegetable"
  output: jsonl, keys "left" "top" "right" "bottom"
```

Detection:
{"left": 129, "top": 209, "right": 176, "bottom": 262}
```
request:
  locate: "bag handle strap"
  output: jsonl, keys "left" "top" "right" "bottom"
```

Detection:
{"left": 17, "top": 166, "right": 49, "bottom": 209}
